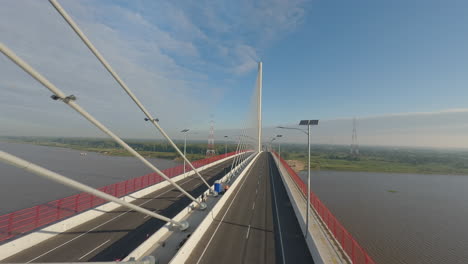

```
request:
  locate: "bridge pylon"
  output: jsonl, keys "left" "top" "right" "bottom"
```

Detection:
{"left": 257, "top": 61, "right": 263, "bottom": 152}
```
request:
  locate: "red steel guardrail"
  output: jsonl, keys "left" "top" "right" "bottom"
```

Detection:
{"left": 272, "top": 152, "right": 376, "bottom": 264}
{"left": 0, "top": 151, "right": 245, "bottom": 243}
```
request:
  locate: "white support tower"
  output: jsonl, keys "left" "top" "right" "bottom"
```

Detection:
{"left": 206, "top": 119, "right": 216, "bottom": 157}
{"left": 257, "top": 62, "right": 263, "bottom": 152}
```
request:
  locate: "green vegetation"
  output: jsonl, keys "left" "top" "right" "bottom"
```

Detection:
{"left": 1, "top": 136, "right": 239, "bottom": 161}
{"left": 278, "top": 144, "right": 468, "bottom": 175}
{"left": 4, "top": 136, "right": 468, "bottom": 175}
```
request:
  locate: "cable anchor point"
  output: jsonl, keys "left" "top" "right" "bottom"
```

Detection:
{"left": 144, "top": 118, "right": 159, "bottom": 122}
{"left": 50, "top": 94, "right": 76, "bottom": 103}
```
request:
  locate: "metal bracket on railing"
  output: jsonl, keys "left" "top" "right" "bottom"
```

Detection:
{"left": 51, "top": 94, "right": 76, "bottom": 103}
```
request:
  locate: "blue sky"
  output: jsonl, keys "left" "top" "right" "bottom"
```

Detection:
{"left": 2, "top": 0, "right": 468, "bottom": 147}
{"left": 263, "top": 0, "right": 468, "bottom": 121}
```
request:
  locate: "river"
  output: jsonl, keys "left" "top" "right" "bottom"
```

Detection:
{"left": 299, "top": 170, "right": 468, "bottom": 264}
{"left": 0, "top": 142, "right": 181, "bottom": 215}
{"left": 2, "top": 142, "right": 467, "bottom": 263}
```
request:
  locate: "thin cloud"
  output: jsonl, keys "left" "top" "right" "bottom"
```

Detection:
{"left": 1, "top": 0, "right": 310, "bottom": 138}
{"left": 324, "top": 108, "right": 468, "bottom": 122}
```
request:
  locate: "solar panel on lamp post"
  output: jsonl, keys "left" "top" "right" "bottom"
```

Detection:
{"left": 299, "top": 120, "right": 319, "bottom": 240}
{"left": 277, "top": 120, "right": 319, "bottom": 239}
{"left": 181, "top": 129, "right": 189, "bottom": 178}
{"left": 276, "top": 135, "right": 283, "bottom": 158}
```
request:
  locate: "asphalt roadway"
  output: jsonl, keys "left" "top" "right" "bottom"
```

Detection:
{"left": 3, "top": 156, "right": 243, "bottom": 263}
{"left": 187, "top": 152, "right": 313, "bottom": 264}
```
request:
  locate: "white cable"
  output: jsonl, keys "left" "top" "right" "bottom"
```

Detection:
{"left": 0, "top": 42, "right": 204, "bottom": 209}
{"left": 228, "top": 135, "right": 242, "bottom": 178}
{"left": 229, "top": 120, "right": 248, "bottom": 176}
{"left": 48, "top": 0, "right": 214, "bottom": 193}
{"left": 0, "top": 151, "right": 189, "bottom": 230}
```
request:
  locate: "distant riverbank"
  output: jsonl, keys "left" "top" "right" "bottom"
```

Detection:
{"left": 0, "top": 142, "right": 181, "bottom": 214}
{"left": 5, "top": 136, "right": 468, "bottom": 175}
{"left": 275, "top": 140, "right": 468, "bottom": 176}
{"left": 1, "top": 139, "right": 207, "bottom": 161}
{"left": 286, "top": 155, "right": 468, "bottom": 175}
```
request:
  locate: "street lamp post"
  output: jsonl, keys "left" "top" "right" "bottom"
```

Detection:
{"left": 278, "top": 119, "right": 319, "bottom": 240}
{"left": 224, "top": 135, "right": 228, "bottom": 157}
{"left": 269, "top": 137, "right": 276, "bottom": 152}
{"left": 276, "top": 135, "right": 283, "bottom": 158}
{"left": 299, "top": 120, "right": 319, "bottom": 241}
{"left": 181, "top": 129, "right": 189, "bottom": 178}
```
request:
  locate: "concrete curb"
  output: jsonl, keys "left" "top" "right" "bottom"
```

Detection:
{"left": 271, "top": 154, "right": 348, "bottom": 264}
{"left": 0, "top": 153, "right": 244, "bottom": 261}
{"left": 124, "top": 152, "right": 257, "bottom": 261}
{"left": 168, "top": 152, "right": 261, "bottom": 264}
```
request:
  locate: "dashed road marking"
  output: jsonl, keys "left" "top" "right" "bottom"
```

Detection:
{"left": 78, "top": 239, "right": 110, "bottom": 260}
{"left": 24, "top": 161, "right": 233, "bottom": 263}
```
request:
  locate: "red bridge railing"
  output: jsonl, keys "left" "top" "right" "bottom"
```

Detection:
{"left": 0, "top": 151, "right": 244, "bottom": 243}
{"left": 272, "top": 152, "right": 376, "bottom": 264}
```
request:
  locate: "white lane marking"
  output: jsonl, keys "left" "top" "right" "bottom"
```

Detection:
{"left": 143, "top": 209, "right": 159, "bottom": 219}
{"left": 27, "top": 176, "right": 198, "bottom": 262}
{"left": 78, "top": 239, "right": 110, "bottom": 260}
{"left": 270, "top": 159, "right": 286, "bottom": 264}
{"left": 246, "top": 225, "right": 251, "bottom": 239}
{"left": 195, "top": 157, "right": 259, "bottom": 264}
{"left": 48, "top": 161, "right": 230, "bottom": 262}
{"left": 252, "top": 202, "right": 255, "bottom": 210}
{"left": 27, "top": 208, "right": 127, "bottom": 262}
{"left": 28, "top": 161, "right": 235, "bottom": 262}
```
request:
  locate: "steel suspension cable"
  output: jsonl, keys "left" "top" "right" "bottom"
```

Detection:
{"left": 230, "top": 121, "right": 252, "bottom": 177}
{"left": 49, "top": 0, "right": 214, "bottom": 194}
{"left": 229, "top": 120, "right": 248, "bottom": 176}
{"left": 228, "top": 135, "right": 242, "bottom": 178}
{"left": 0, "top": 43, "right": 204, "bottom": 209}
{"left": 0, "top": 151, "right": 189, "bottom": 230}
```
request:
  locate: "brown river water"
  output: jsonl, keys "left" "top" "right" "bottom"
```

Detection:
{"left": 299, "top": 170, "right": 468, "bottom": 264}
{"left": 2, "top": 141, "right": 467, "bottom": 263}
{"left": 0, "top": 142, "right": 181, "bottom": 215}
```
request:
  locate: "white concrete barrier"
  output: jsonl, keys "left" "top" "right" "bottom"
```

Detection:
{"left": 168, "top": 152, "right": 261, "bottom": 264}
{"left": 0, "top": 153, "right": 246, "bottom": 261}
{"left": 124, "top": 152, "right": 258, "bottom": 261}
{"left": 271, "top": 154, "right": 348, "bottom": 264}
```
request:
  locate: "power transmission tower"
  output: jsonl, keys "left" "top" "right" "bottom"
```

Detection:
{"left": 206, "top": 119, "right": 216, "bottom": 157}
{"left": 351, "top": 117, "right": 359, "bottom": 156}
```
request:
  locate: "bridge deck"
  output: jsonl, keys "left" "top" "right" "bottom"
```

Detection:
{"left": 3, "top": 158, "right": 236, "bottom": 263}
{"left": 186, "top": 152, "right": 313, "bottom": 264}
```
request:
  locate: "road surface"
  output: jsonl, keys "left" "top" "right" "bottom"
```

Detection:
{"left": 187, "top": 152, "right": 313, "bottom": 264}
{"left": 3, "top": 156, "right": 243, "bottom": 263}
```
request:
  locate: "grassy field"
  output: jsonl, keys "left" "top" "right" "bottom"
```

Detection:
{"left": 0, "top": 137, "right": 225, "bottom": 161}
{"left": 279, "top": 144, "right": 468, "bottom": 175}
{"left": 4, "top": 136, "right": 468, "bottom": 175}
{"left": 285, "top": 152, "right": 468, "bottom": 174}
{"left": 65, "top": 144, "right": 203, "bottom": 160}
{"left": 26, "top": 141, "right": 207, "bottom": 161}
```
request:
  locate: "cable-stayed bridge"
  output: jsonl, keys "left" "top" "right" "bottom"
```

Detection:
{"left": 0, "top": 1, "right": 375, "bottom": 263}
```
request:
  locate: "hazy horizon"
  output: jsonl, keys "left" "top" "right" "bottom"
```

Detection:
{"left": 5, "top": 106, "right": 468, "bottom": 151}
{"left": 2, "top": 1, "right": 468, "bottom": 149}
